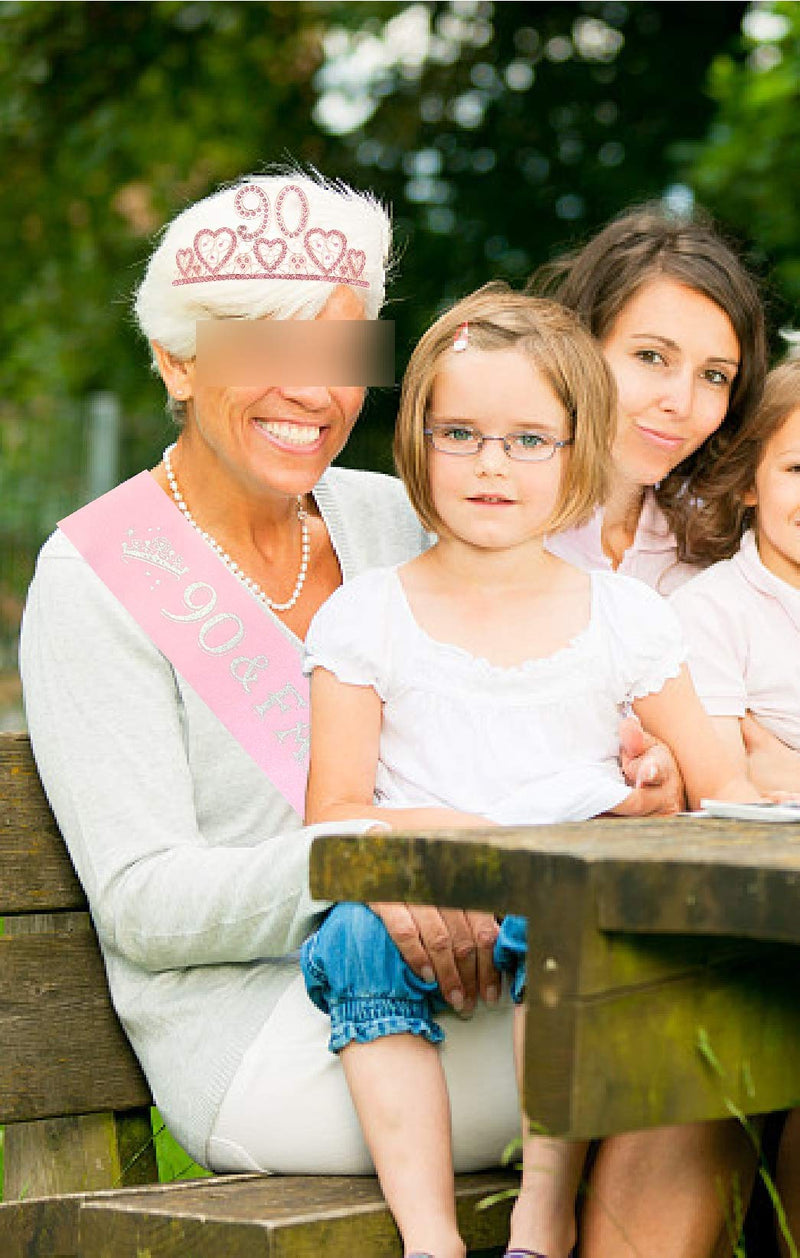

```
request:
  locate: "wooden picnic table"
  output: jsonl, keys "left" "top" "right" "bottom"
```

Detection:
{"left": 310, "top": 817, "right": 800, "bottom": 1139}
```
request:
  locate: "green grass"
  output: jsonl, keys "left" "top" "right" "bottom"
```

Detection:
{"left": 697, "top": 1027, "right": 797, "bottom": 1258}
{"left": 150, "top": 1110, "right": 211, "bottom": 1183}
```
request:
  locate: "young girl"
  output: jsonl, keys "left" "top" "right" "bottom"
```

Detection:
{"left": 671, "top": 358, "right": 800, "bottom": 771}
{"left": 301, "top": 285, "right": 762, "bottom": 1258}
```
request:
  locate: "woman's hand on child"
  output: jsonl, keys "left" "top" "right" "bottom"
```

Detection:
{"left": 369, "top": 902, "right": 501, "bottom": 1013}
{"left": 616, "top": 715, "right": 686, "bottom": 815}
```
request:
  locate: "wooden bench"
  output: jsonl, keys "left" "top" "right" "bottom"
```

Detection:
{"left": 0, "top": 731, "right": 515, "bottom": 1257}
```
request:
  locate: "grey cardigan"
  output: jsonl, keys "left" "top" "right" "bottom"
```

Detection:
{"left": 20, "top": 466, "right": 427, "bottom": 1162}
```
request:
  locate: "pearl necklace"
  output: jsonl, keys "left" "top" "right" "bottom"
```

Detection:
{"left": 163, "top": 443, "right": 310, "bottom": 612}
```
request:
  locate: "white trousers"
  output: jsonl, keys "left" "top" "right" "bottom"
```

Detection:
{"left": 207, "top": 974, "right": 520, "bottom": 1174}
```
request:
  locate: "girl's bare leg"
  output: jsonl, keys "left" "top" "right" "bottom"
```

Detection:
{"left": 509, "top": 1005, "right": 588, "bottom": 1256}
{"left": 775, "top": 1109, "right": 800, "bottom": 1258}
{"left": 342, "top": 1033, "right": 465, "bottom": 1258}
{"left": 579, "top": 1121, "right": 760, "bottom": 1258}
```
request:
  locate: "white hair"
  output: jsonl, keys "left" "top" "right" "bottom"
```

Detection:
{"left": 134, "top": 169, "right": 392, "bottom": 363}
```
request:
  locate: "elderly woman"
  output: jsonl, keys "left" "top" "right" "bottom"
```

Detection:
{"left": 19, "top": 171, "right": 523, "bottom": 1179}
{"left": 19, "top": 171, "right": 675, "bottom": 1201}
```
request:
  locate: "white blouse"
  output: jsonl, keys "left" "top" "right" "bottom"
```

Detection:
{"left": 671, "top": 530, "right": 800, "bottom": 751}
{"left": 305, "top": 566, "right": 686, "bottom": 826}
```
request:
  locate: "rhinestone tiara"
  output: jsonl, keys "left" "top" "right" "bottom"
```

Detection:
{"left": 173, "top": 182, "right": 370, "bottom": 289}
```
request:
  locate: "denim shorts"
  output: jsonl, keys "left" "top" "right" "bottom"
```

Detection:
{"left": 300, "top": 902, "right": 529, "bottom": 1054}
{"left": 493, "top": 914, "right": 527, "bottom": 1004}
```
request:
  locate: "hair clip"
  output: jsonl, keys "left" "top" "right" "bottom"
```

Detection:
{"left": 452, "top": 322, "right": 469, "bottom": 352}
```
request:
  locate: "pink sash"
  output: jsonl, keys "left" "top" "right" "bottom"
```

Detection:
{"left": 59, "top": 472, "right": 309, "bottom": 815}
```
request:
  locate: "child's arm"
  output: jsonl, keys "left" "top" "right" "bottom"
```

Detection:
{"left": 305, "top": 667, "right": 383, "bottom": 826}
{"left": 305, "top": 667, "right": 489, "bottom": 830}
{"left": 632, "top": 666, "right": 762, "bottom": 810}
{"left": 710, "top": 716, "right": 748, "bottom": 778}
{"left": 742, "top": 715, "right": 800, "bottom": 794}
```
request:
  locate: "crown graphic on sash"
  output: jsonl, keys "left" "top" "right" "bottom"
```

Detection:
{"left": 172, "top": 183, "right": 369, "bottom": 289}
{"left": 122, "top": 530, "right": 188, "bottom": 579}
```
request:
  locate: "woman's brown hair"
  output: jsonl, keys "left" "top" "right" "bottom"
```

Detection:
{"left": 394, "top": 283, "right": 616, "bottom": 536}
{"left": 683, "top": 358, "right": 800, "bottom": 561}
{"left": 529, "top": 202, "right": 768, "bottom": 564}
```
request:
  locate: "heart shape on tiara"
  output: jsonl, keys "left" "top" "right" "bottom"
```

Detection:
{"left": 305, "top": 228, "right": 347, "bottom": 274}
{"left": 194, "top": 228, "right": 237, "bottom": 274}
{"left": 345, "top": 248, "right": 366, "bottom": 278}
{"left": 254, "top": 238, "right": 288, "bottom": 272}
{"left": 176, "top": 248, "right": 195, "bottom": 278}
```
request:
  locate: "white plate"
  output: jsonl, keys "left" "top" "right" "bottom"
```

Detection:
{"left": 700, "top": 799, "right": 800, "bottom": 824}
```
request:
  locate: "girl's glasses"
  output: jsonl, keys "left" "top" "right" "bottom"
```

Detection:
{"left": 424, "top": 422, "right": 573, "bottom": 463}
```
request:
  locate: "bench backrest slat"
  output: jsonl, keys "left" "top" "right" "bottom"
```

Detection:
{"left": 0, "top": 925, "right": 153, "bottom": 1124}
{"left": 0, "top": 732, "right": 152, "bottom": 1126}
{"left": 0, "top": 732, "right": 86, "bottom": 914}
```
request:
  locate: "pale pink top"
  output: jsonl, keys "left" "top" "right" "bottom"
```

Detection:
{"left": 546, "top": 489, "right": 698, "bottom": 595}
{"left": 670, "top": 530, "right": 800, "bottom": 751}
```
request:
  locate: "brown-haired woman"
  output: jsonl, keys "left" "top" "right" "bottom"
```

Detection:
{"left": 529, "top": 203, "right": 774, "bottom": 1257}
{"left": 532, "top": 201, "right": 767, "bottom": 591}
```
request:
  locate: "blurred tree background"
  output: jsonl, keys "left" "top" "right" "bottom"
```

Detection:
{"left": 0, "top": 0, "right": 798, "bottom": 691}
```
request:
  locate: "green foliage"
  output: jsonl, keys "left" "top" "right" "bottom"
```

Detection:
{"left": 0, "top": 0, "right": 749, "bottom": 624}
{"left": 689, "top": 1, "right": 800, "bottom": 322}
{"left": 151, "top": 1110, "right": 211, "bottom": 1183}
{"left": 697, "top": 1025, "right": 799, "bottom": 1258}
{"left": 0, "top": 0, "right": 337, "bottom": 554}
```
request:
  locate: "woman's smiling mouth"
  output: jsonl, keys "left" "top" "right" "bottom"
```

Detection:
{"left": 636, "top": 424, "right": 685, "bottom": 451}
{"left": 254, "top": 420, "right": 325, "bottom": 448}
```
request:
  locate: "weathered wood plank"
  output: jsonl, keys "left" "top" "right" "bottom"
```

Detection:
{"left": 0, "top": 732, "right": 86, "bottom": 913}
{"left": 310, "top": 821, "right": 800, "bottom": 943}
{"left": 312, "top": 829, "right": 800, "bottom": 1136}
{"left": 525, "top": 929, "right": 800, "bottom": 1137}
{"left": 0, "top": 1174, "right": 247, "bottom": 1258}
{"left": 519, "top": 853, "right": 800, "bottom": 1136}
{"left": 310, "top": 826, "right": 548, "bottom": 915}
{"left": 78, "top": 1171, "right": 516, "bottom": 1258}
{"left": 0, "top": 1192, "right": 84, "bottom": 1258}
{"left": 594, "top": 855, "right": 800, "bottom": 943}
{"left": 0, "top": 926, "right": 152, "bottom": 1123}
{"left": 3, "top": 1110, "right": 157, "bottom": 1200}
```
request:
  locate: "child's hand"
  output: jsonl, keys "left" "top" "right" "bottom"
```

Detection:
{"left": 369, "top": 902, "right": 501, "bottom": 1014}
{"left": 617, "top": 715, "right": 685, "bottom": 815}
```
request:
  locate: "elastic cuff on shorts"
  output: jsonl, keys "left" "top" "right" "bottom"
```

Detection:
{"left": 328, "top": 995, "right": 445, "bottom": 1053}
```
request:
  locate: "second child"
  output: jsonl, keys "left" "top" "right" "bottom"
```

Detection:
{"left": 301, "top": 286, "right": 762, "bottom": 1258}
{"left": 671, "top": 358, "right": 800, "bottom": 772}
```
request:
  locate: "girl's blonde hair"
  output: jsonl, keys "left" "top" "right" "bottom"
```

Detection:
{"left": 394, "top": 283, "right": 616, "bottom": 536}
{"left": 687, "top": 358, "right": 800, "bottom": 560}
